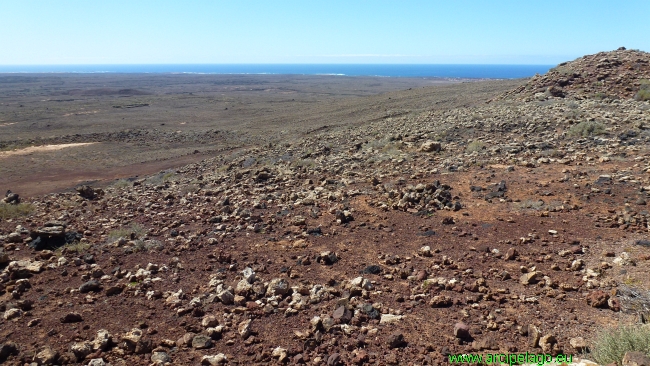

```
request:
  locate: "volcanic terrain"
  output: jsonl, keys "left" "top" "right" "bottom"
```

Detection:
{"left": 1, "top": 49, "right": 650, "bottom": 365}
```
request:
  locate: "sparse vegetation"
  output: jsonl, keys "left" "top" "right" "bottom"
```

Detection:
{"left": 513, "top": 199, "right": 545, "bottom": 211}
{"left": 567, "top": 121, "right": 605, "bottom": 137}
{"left": 0, "top": 202, "right": 34, "bottom": 220}
{"left": 366, "top": 138, "right": 391, "bottom": 151}
{"left": 58, "top": 241, "right": 91, "bottom": 254}
{"left": 293, "top": 158, "right": 315, "bottom": 168}
{"left": 111, "top": 179, "right": 131, "bottom": 189}
{"left": 128, "top": 239, "right": 164, "bottom": 253}
{"left": 107, "top": 223, "right": 147, "bottom": 242}
{"left": 145, "top": 171, "right": 176, "bottom": 185}
{"left": 179, "top": 183, "right": 199, "bottom": 196}
{"left": 636, "top": 80, "right": 650, "bottom": 101}
{"left": 594, "top": 92, "right": 612, "bottom": 100}
{"left": 589, "top": 325, "right": 650, "bottom": 365}
{"left": 466, "top": 141, "right": 486, "bottom": 153}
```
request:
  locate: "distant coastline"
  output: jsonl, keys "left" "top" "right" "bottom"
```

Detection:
{"left": 0, "top": 64, "right": 553, "bottom": 79}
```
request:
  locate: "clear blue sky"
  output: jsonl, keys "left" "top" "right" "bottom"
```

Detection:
{"left": 1, "top": 0, "right": 648, "bottom": 65}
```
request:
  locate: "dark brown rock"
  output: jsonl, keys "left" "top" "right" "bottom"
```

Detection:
{"left": 587, "top": 290, "right": 610, "bottom": 308}
{"left": 387, "top": 333, "right": 406, "bottom": 348}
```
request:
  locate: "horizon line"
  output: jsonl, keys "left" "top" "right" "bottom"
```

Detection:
{"left": 0, "top": 62, "right": 557, "bottom": 66}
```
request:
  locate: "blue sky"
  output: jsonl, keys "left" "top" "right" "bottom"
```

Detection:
{"left": 1, "top": 0, "right": 648, "bottom": 65}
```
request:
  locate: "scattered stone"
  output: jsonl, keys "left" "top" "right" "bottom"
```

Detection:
{"left": 328, "top": 352, "right": 342, "bottom": 366}
{"left": 570, "top": 337, "right": 588, "bottom": 352}
{"left": 362, "top": 303, "right": 380, "bottom": 319}
{"left": 520, "top": 272, "right": 540, "bottom": 285}
{"left": 192, "top": 335, "right": 212, "bottom": 349}
{"left": 238, "top": 319, "right": 252, "bottom": 338}
{"left": 71, "top": 342, "right": 92, "bottom": 361}
{"left": 151, "top": 351, "right": 172, "bottom": 364}
{"left": 60, "top": 312, "right": 83, "bottom": 323}
{"left": 387, "top": 332, "right": 406, "bottom": 348}
{"left": 419, "top": 246, "right": 432, "bottom": 257}
{"left": 3, "top": 308, "right": 22, "bottom": 320}
{"left": 272, "top": 346, "right": 289, "bottom": 362}
{"left": 79, "top": 280, "right": 102, "bottom": 293}
{"left": 76, "top": 185, "right": 104, "bottom": 200}
{"left": 473, "top": 337, "right": 499, "bottom": 351}
{"left": 420, "top": 140, "right": 442, "bottom": 152}
{"left": 332, "top": 306, "right": 352, "bottom": 324}
{"left": 2, "top": 190, "right": 20, "bottom": 204}
{"left": 430, "top": 295, "right": 453, "bottom": 308}
{"left": 623, "top": 351, "right": 650, "bottom": 366}
{"left": 361, "top": 265, "right": 381, "bottom": 274}
{"left": 122, "top": 328, "right": 151, "bottom": 354}
{"left": 528, "top": 325, "right": 541, "bottom": 348}
{"left": 454, "top": 322, "right": 471, "bottom": 340}
{"left": 587, "top": 290, "right": 609, "bottom": 308}
{"left": 201, "top": 354, "right": 228, "bottom": 365}
{"left": 539, "top": 334, "right": 557, "bottom": 353}
{"left": 266, "top": 278, "right": 290, "bottom": 297}
{"left": 34, "top": 346, "right": 59, "bottom": 365}
{"left": 380, "top": 314, "right": 404, "bottom": 325}
{"left": 0, "top": 342, "right": 18, "bottom": 362}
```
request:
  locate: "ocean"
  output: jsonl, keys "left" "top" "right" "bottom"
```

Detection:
{"left": 0, "top": 64, "right": 553, "bottom": 79}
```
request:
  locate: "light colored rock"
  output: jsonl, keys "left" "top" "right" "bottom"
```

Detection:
{"left": 272, "top": 346, "right": 288, "bottom": 361}
{"left": 238, "top": 319, "right": 252, "bottom": 338}
{"left": 266, "top": 278, "right": 290, "bottom": 297}
{"left": 92, "top": 329, "right": 112, "bottom": 351}
{"left": 151, "top": 351, "right": 171, "bottom": 364}
{"left": 380, "top": 314, "right": 404, "bottom": 324}
{"left": 87, "top": 359, "right": 107, "bottom": 366}
{"left": 34, "top": 346, "right": 58, "bottom": 365}
{"left": 420, "top": 140, "right": 442, "bottom": 152}
{"left": 235, "top": 279, "right": 252, "bottom": 296}
{"left": 71, "top": 341, "right": 92, "bottom": 359}
{"left": 569, "top": 337, "right": 587, "bottom": 352}
{"left": 202, "top": 315, "right": 218, "bottom": 328}
{"left": 623, "top": 351, "right": 650, "bottom": 366}
{"left": 217, "top": 289, "right": 234, "bottom": 305}
{"left": 539, "top": 334, "right": 557, "bottom": 353}
{"left": 3, "top": 308, "right": 22, "bottom": 320}
{"left": 201, "top": 354, "right": 228, "bottom": 365}
{"left": 520, "top": 272, "right": 539, "bottom": 285}
{"left": 242, "top": 267, "right": 256, "bottom": 283}
{"left": 419, "top": 246, "right": 433, "bottom": 257}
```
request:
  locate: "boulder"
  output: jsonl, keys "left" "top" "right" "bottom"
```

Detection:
{"left": 623, "top": 351, "right": 650, "bottom": 366}
{"left": 419, "top": 140, "right": 442, "bottom": 152}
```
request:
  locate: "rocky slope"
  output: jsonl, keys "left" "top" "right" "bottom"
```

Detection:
{"left": 1, "top": 50, "right": 650, "bottom": 365}
{"left": 498, "top": 47, "right": 650, "bottom": 101}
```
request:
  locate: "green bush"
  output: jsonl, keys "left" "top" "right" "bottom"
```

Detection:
{"left": 590, "top": 325, "right": 650, "bottom": 365}
{"left": 293, "top": 158, "right": 315, "bottom": 168}
{"left": 636, "top": 89, "right": 650, "bottom": 102}
{"left": 567, "top": 121, "right": 605, "bottom": 137}
{"left": 111, "top": 179, "right": 131, "bottom": 189}
{"left": 107, "top": 223, "right": 147, "bottom": 242}
{"left": 59, "top": 241, "right": 91, "bottom": 254}
{"left": 636, "top": 80, "right": 650, "bottom": 101}
{"left": 0, "top": 203, "right": 34, "bottom": 220}
{"left": 466, "top": 141, "right": 486, "bottom": 153}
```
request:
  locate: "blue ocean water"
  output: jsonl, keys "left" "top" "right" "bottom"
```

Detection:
{"left": 0, "top": 64, "right": 553, "bottom": 79}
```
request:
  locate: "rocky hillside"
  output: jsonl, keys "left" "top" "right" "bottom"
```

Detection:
{"left": 1, "top": 51, "right": 650, "bottom": 365}
{"left": 499, "top": 48, "right": 650, "bottom": 101}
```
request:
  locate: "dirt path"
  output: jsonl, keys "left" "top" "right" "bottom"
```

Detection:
{"left": 0, "top": 151, "right": 218, "bottom": 196}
